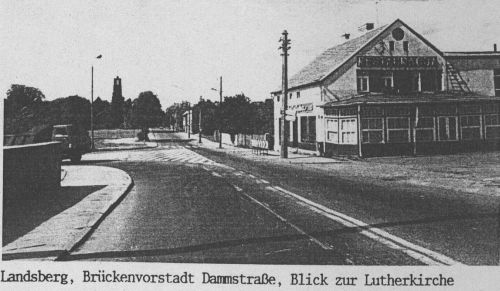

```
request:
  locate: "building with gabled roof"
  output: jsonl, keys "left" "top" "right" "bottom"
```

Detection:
{"left": 271, "top": 19, "right": 500, "bottom": 157}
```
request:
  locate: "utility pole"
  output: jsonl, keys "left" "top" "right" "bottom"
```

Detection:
{"left": 91, "top": 66, "right": 94, "bottom": 150}
{"left": 187, "top": 110, "right": 191, "bottom": 138}
{"left": 219, "top": 76, "right": 223, "bottom": 149}
{"left": 279, "top": 30, "right": 291, "bottom": 158}
{"left": 198, "top": 96, "right": 202, "bottom": 144}
{"left": 90, "top": 54, "right": 102, "bottom": 151}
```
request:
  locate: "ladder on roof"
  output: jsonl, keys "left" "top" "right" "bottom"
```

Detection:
{"left": 446, "top": 61, "right": 471, "bottom": 93}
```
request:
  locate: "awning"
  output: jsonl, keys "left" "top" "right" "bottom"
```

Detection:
{"left": 319, "top": 92, "right": 500, "bottom": 108}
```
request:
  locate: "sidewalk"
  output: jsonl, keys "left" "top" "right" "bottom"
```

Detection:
{"left": 94, "top": 136, "right": 157, "bottom": 151}
{"left": 2, "top": 165, "right": 133, "bottom": 261}
{"left": 180, "top": 132, "right": 500, "bottom": 197}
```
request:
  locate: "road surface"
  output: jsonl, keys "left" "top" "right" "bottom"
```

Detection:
{"left": 64, "top": 135, "right": 499, "bottom": 265}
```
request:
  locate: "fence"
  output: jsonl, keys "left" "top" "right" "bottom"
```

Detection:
{"left": 90, "top": 129, "right": 142, "bottom": 139}
{"left": 210, "top": 132, "right": 273, "bottom": 150}
{"left": 4, "top": 134, "right": 35, "bottom": 146}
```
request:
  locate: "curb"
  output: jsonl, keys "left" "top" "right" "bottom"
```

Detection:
{"left": 55, "top": 177, "right": 134, "bottom": 261}
{"left": 94, "top": 144, "right": 158, "bottom": 152}
{"left": 2, "top": 167, "right": 134, "bottom": 261}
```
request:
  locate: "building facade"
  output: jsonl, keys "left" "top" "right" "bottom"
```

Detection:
{"left": 271, "top": 19, "right": 500, "bottom": 157}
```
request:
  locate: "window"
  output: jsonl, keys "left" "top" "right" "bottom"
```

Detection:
{"left": 438, "top": 116, "right": 458, "bottom": 141}
{"left": 357, "top": 76, "right": 369, "bottom": 92}
{"left": 461, "top": 115, "right": 482, "bottom": 140}
{"left": 300, "top": 116, "right": 316, "bottom": 142}
{"left": 494, "top": 69, "right": 500, "bottom": 97}
{"left": 361, "top": 118, "right": 383, "bottom": 143}
{"left": 276, "top": 95, "right": 280, "bottom": 102}
{"left": 326, "top": 119, "right": 339, "bottom": 143}
{"left": 382, "top": 72, "right": 393, "bottom": 89}
{"left": 340, "top": 118, "right": 357, "bottom": 144}
{"left": 289, "top": 93, "right": 292, "bottom": 99}
{"left": 297, "top": 91, "right": 300, "bottom": 98}
{"left": 389, "top": 41, "right": 395, "bottom": 51}
{"left": 308, "top": 116, "right": 316, "bottom": 142}
{"left": 416, "top": 116, "right": 435, "bottom": 141}
{"left": 403, "top": 41, "right": 409, "bottom": 52}
{"left": 485, "top": 114, "right": 500, "bottom": 139}
{"left": 387, "top": 117, "right": 410, "bottom": 143}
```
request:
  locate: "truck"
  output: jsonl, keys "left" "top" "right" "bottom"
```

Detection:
{"left": 51, "top": 124, "right": 91, "bottom": 163}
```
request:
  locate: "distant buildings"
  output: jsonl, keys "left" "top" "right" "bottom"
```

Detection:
{"left": 271, "top": 19, "right": 500, "bottom": 157}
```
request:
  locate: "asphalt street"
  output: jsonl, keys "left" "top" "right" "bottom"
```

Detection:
{"left": 65, "top": 138, "right": 499, "bottom": 265}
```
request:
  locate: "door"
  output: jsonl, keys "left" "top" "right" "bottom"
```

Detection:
{"left": 292, "top": 120, "right": 298, "bottom": 147}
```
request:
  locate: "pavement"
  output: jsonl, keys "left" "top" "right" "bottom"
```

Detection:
{"left": 4, "top": 130, "right": 498, "bottom": 263}
{"left": 175, "top": 132, "right": 500, "bottom": 197}
{"left": 2, "top": 165, "right": 133, "bottom": 261}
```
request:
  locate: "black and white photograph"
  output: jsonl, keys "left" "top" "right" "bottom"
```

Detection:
{"left": 1, "top": 0, "right": 500, "bottom": 289}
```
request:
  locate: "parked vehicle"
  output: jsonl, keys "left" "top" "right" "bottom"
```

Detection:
{"left": 51, "top": 124, "right": 91, "bottom": 163}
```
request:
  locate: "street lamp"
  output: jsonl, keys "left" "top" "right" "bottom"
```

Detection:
{"left": 211, "top": 76, "right": 223, "bottom": 149}
{"left": 91, "top": 54, "right": 102, "bottom": 151}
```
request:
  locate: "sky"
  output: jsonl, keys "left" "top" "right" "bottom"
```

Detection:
{"left": 1, "top": 0, "right": 499, "bottom": 109}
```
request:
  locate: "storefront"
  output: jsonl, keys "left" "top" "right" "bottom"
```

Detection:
{"left": 322, "top": 94, "right": 500, "bottom": 157}
{"left": 271, "top": 19, "right": 500, "bottom": 157}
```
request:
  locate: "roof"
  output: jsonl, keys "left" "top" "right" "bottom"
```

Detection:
{"left": 284, "top": 25, "right": 388, "bottom": 92}
{"left": 444, "top": 51, "right": 500, "bottom": 58}
{"left": 320, "top": 93, "right": 500, "bottom": 107}
{"left": 272, "top": 19, "right": 445, "bottom": 94}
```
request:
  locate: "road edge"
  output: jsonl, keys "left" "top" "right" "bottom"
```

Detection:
{"left": 2, "top": 166, "right": 134, "bottom": 261}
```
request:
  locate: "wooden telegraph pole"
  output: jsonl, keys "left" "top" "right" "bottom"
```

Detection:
{"left": 219, "top": 76, "right": 223, "bottom": 149}
{"left": 279, "top": 30, "right": 291, "bottom": 158}
{"left": 198, "top": 96, "right": 202, "bottom": 144}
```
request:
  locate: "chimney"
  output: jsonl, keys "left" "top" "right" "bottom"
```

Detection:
{"left": 358, "top": 22, "right": 375, "bottom": 32}
{"left": 494, "top": 43, "right": 497, "bottom": 52}
{"left": 342, "top": 33, "right": 350, "bottom": 40}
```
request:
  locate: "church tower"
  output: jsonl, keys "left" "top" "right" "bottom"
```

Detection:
{"left": 111, "top": 76, "right": 124, "bottom": 127}
{"left": 112, "top": 76, "right": 122, "bottom": 101}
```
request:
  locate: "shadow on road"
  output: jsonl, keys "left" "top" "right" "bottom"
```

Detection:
{"left": 51, "top": 212, "right": 498, "bottom": 263}
{"left": 2, "top": 185, "right": 106, "bottom": 246}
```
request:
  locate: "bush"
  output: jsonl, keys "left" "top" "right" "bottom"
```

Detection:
{"left": 137, "top": 131, "right": 146, "bottom": 141}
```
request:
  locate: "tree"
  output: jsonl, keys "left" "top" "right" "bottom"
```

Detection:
{"left": 220, "top": 94, "right": 253, "bottom": 134}
{"left": 130, "top": 91, "right": 164, "bottom": 128}
{"left": 5, "top": 84, "right": 45, "bottom": 113}
{"left": 251, "top": 98, "right": 273, "bottom": 134}
{"left": 165, "top": 101, "right": 191, "bottom": 130}
{"left": 4, "top": 84, "right": 46, "bottom": 133}
{"left": 122, "top": 98, "right": 133, "bottom": 128}
{"left": 93, "top": 97, "right": 113, "bottom": 129}
{"left": 51, "top": 95, "right": 91, "bottom": 130}
{"left": 191, "top": 98, "right": 217, "bottom": 135}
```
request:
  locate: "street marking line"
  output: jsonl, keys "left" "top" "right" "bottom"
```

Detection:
{"left": 229, "top": 184, "right": 333, "bottom": 251}
{"left": 273, "top": 186, "right": 463, "bottom": 266}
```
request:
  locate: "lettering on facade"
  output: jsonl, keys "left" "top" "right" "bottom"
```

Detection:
{"left": 288, "top": 103, "right": 313, "bottom": 113}
{"left": 357, "top": 56, "right": 439, "bottom": 68}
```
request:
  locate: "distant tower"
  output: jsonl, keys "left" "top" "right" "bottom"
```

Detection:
{"left": 111, "top": 76, "right": 125, "bottom": 128}
{"left": 112, "top": 76, "right": 122, "bottom": 100}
